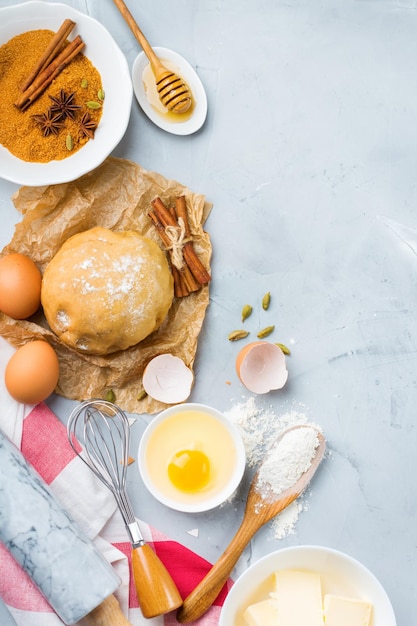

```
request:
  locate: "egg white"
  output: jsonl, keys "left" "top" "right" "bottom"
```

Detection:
{"left": 144, "top": 409, "right": 238, "bottom": 504}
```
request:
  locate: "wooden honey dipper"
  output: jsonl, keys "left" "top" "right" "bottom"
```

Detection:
{"left": 112, "top": 0, "right": 192, "bottom": 114}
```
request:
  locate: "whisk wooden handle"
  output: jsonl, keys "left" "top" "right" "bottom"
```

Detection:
{"left": 131, "top": 544, "right": 183, "bottom": 618}
{"left": 112, "top": 0, "right": 162, "bottom": 73}
{"left": 82, "top": 594, "right": 133, "bottom": 625}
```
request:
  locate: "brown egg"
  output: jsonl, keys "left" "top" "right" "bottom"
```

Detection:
{"left": 235, "top": 341, "right": 288, "bottom": 394}
{"left": 5, "top": 340, "right": 60, "bottom": 404}
{"left": 0, "top": 253, "right": 42, "bottom": 319}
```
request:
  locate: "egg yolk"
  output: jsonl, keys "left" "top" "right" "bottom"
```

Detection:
{"left": 168, "top": 449, "right": 210, "bottom": 493}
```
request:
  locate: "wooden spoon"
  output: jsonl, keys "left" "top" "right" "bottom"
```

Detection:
{"left": 176, "top": 425, "right": 326, "bottom": 623}
{"left": 112, "top": 0, "right": 192, "bottom": 114}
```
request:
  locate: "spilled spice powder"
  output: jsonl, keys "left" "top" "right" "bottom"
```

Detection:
{"left": 0, "top": 29, "right": 103, "bottom": 162}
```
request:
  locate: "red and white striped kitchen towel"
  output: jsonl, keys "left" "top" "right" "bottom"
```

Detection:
{"left": 0, "top": 338, "right": 231, "bottom": 626}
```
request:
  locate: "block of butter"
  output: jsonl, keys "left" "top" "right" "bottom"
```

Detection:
{"left": 273, "top": 569, "right": 324, "bottom": 625}
{"left": 242, "top": 598, "right": 278, "bottom": 625}
{"left": 324, "top": 593, "right": 373, "bottom": 625}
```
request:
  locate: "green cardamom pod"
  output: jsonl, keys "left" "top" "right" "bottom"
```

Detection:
{"left": 276, "top": 342, "right": 291, "bottom": 355}
{"left": 65, "top": 134, "right": 73, "bottom": 151}
{"left": 228, "top": 330, "right": 250, "bottom": 341}
{"left": 104, "top": 389, "right": 116, "bottom": 403}
{"left": 262, "top": 291, "right": 271, "bottom": 310}
{"left": 81, "top": 78, "right": 88, "bottom": 88}
{"left": 241, "top": 304, "right": 253, "bottom": 322}
{"left": 257, "top": 325, "right": 275, "bottom": 338}
{"left": 86, "top": 100, "right": 101, "bottom": 109}
{"left": 137, "top": 389, "right": 148, "bottom": 401}
{"left": 97, "top": 88, "right": 105, "bottom": 101}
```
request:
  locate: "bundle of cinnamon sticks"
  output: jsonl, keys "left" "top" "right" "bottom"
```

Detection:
{"left": 15, "top": 19, "right": 85, "bottom": 111}
{"left": 149, "top": 196, "right": 211, "bottom": 298}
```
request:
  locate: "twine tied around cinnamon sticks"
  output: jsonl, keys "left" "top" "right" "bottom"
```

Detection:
{"left": 164, "top": 218, "right": 190, "bottom": 270}
{"left": 149, "top": 196, "right": 211, "bottom": 298}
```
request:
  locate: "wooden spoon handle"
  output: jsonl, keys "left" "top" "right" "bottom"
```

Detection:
{"left": 176, "top": 518, "right": 261, "bottom": 623}
{"left": 131, "top": 543, "right": 183, "bottom": 618}
{"left": 177, "top": 428, "right": 326, "bottom": 624}
{"left": 82, "top": 594, "right": 132, "bottom": 625}
{"left": 112, "top": 0, "right": 163, "bottom": 73}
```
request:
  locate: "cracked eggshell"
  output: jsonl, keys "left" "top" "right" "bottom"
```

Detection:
{"left": 142, "top": 354, "right": 194, "bottom": 404}
{"left": 236, "top": 341, "right": 288, "bottom": 394}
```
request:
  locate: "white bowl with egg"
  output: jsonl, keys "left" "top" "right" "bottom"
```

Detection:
{"left": 138, "top": 403, "right": 246, "bottom": 513}
{"left": 219, "top": 545, "right": 396, "bottom": 626}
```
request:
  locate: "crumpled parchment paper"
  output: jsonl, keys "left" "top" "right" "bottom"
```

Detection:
{"left": 0, "top": 157, "right": 212, "bottom": 415}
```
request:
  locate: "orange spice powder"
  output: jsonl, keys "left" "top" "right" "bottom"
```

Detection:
{"left": 0, "top": 29, "right": 103, "bottom": 163}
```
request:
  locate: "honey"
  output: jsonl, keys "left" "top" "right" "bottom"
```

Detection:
{"left": 142, "top": 60, "right": 194, "bottom": 123}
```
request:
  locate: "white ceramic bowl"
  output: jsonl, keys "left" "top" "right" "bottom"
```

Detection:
{"left": 138, "top": 403, "right": 246, "bottom": 513}
{"left": 132, "top": 47, "right": 207, "bottom": 136}
{"left": 0, "top": 1, "right": 132, "bottom": 186}
{"left": 220, "top": 545, "right": 396, "bottom": 626}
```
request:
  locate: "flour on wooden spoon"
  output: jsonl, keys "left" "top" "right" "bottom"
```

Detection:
{"left": 224, "top": 397, "right": 322, "bottom": 539}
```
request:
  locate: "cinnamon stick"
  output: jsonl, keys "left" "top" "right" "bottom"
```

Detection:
{"left": 182, "top": 266, "right": 201, "bottom": 293}
{"left": 151, "top": 197, "right": 178, "bottom": 228}
{"left": 174, "top": 195, "right": 212, "bottom": 284}
{"left": 172, "top": 265, "right": 187, "bottom": 298}
{"left": 182, "top": 246, "right": 210, "bottom": 285}
{"left": 175, "top": 195, "right": 192, "bottom": 238}
{"left": 151, "top": 197, "right": 211, "bottom": 285}
{"left": 170, "top": 200, "right": 201, "bottom": 293}
{"left": 148, "top": 209, "right": 173, "bottom": 249}
{"left": 20, "top": 19, "right": 76, "bottom": 92}
{"left": 167, "top": 205, "right": 188, "bottom": 297}
{"left": 167, "top": 205, "right": 177, "bottom": 223}
{"left": 148, "top": 210, "right": 200, "bottom": 297}
{"left": 15, "top": 35, "right": 85, "bottom": 111}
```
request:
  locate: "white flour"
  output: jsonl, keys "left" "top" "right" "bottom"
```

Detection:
{"left": 224, "top": 397, "right": 322, "bottom": 539}
{"left": 255, "top": 426, "right": 319, "bottom": 499}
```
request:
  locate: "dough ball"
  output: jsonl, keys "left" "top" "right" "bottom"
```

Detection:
{"left": 41, "top": 227, "right": 174, "bottom": 355}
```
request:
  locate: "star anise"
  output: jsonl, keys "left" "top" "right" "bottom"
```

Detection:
{"left": 79, "top": 111, "right": 97, "bottom": 139}
{"left": 32, "top": 109, "right": 65, "bottom": 137}
{"left": 49, "top": 89, "right": 81, "bottom": 121}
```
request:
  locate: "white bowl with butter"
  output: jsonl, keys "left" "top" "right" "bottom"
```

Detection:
{"left": 138, "top": 403, "right": 246, "bottom": 513}
{"left": 220, "top": 545, "right": 396, "bottom": 626}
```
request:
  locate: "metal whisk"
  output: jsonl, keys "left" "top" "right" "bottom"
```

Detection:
{"left": 67, "top": 399, "right": 182, "bottom": 619}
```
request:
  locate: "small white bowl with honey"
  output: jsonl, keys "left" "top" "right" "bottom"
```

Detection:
{"left": 132, "top": 47, "right": 207, "bottom": 136}
{"left": 138, "top": 403, "right": 246, "bottom": 513}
